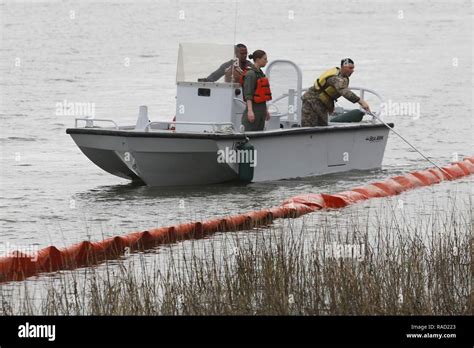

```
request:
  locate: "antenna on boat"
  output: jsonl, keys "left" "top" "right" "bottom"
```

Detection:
{"left": 366, "top": 111, "right": 452, "bottom": 177}
{"left": 230, "top": 0, "right": 239, "bottom": 84}
{"left": 232, "top": 0, "right": 238, "bottom": 45}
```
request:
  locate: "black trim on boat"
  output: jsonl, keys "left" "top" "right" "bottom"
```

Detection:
{"left": 66, "top": 123, "right": 394, "bottom": 140}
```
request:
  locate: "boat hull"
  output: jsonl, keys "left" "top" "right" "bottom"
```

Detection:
{"left": 247, "top": 126, "right": 389, "bottom": 181}
{"left": 67, "top": 123, "right": 392, "bottom": 186}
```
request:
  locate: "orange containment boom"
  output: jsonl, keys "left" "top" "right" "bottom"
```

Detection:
{"left": 1, "top": 157, "right": 473, "bottom": 283}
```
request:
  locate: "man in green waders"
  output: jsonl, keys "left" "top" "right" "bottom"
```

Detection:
{"left": 302, "top": 58, "right": 371, "bottom": 127}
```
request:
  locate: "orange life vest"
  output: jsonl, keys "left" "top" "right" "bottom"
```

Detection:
{"left": 241, "top": 68, "right": 272, "bottom": 103}
{"left": 253, "top": 76, "right": 272, "bottom": 103}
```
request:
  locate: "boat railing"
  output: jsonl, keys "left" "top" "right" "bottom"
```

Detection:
{"left": 269, "top": 86, "right": 385, "bottom": 126}
{"left": 146, "top": 121, "right": 235, "bottom": 133}
{"left": 266, "top": 60, "right": 303, "bottom": 125}
{"left": 75, "top": 117, "right": 119, "bottom": 129}
{"left": 266, "top": 59, "right": 385, "bottom": 125}
{"left": 74, "top": 117, "right": 235, "bottom": 133}
{"left": 300, "top": 86, "right": 385, "bottom": 121}
{"left": 344, "top": 86, "right": 384, "bottom": 122}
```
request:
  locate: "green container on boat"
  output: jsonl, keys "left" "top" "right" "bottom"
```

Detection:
{"left": 331, "top": 109, "right": 365, "bottom": 123}
{"left": 237, "top": 141, "right": 255, "bottom": 182}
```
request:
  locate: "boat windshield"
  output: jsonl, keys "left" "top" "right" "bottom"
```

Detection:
{"left": 176, "top": 43, "right": 238, "bottom": 83}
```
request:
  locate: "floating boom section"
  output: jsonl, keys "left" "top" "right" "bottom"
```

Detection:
{"left": 1, "top": 157, "right": 473, "bottom": 283}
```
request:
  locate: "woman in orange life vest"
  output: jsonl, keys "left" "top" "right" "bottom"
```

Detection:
{"left": 241, "top": 50, "right": 272, "bottom": 132}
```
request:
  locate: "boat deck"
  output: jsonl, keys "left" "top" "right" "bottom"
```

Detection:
{"left": 66, "top": 122, "right": 394, "bottom": 140}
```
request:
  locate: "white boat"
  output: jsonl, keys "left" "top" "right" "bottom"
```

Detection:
{"left": 66, "top": 43, "right": 392, "bottom": 186}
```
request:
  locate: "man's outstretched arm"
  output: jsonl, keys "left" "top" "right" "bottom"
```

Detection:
{"left": 329, "top": 76, "right": 371, "bottom": 112}
{"left": 329, "top": 76, "right": 360, "bottom": 103}
{"left": 206, "top": 60, "right": 233, "bottom": 82}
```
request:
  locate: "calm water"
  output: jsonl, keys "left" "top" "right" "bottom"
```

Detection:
{"left": 0, "top": 0, "right": 472, "bottom": 255}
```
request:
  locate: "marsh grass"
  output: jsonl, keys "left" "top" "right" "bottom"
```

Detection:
{"left": 1, "top": 194, "right": 472, "bottom": 316}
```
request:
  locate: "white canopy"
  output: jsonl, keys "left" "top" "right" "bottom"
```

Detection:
{"left": 176, "top": 43, "right": 236, "bottom": 83}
